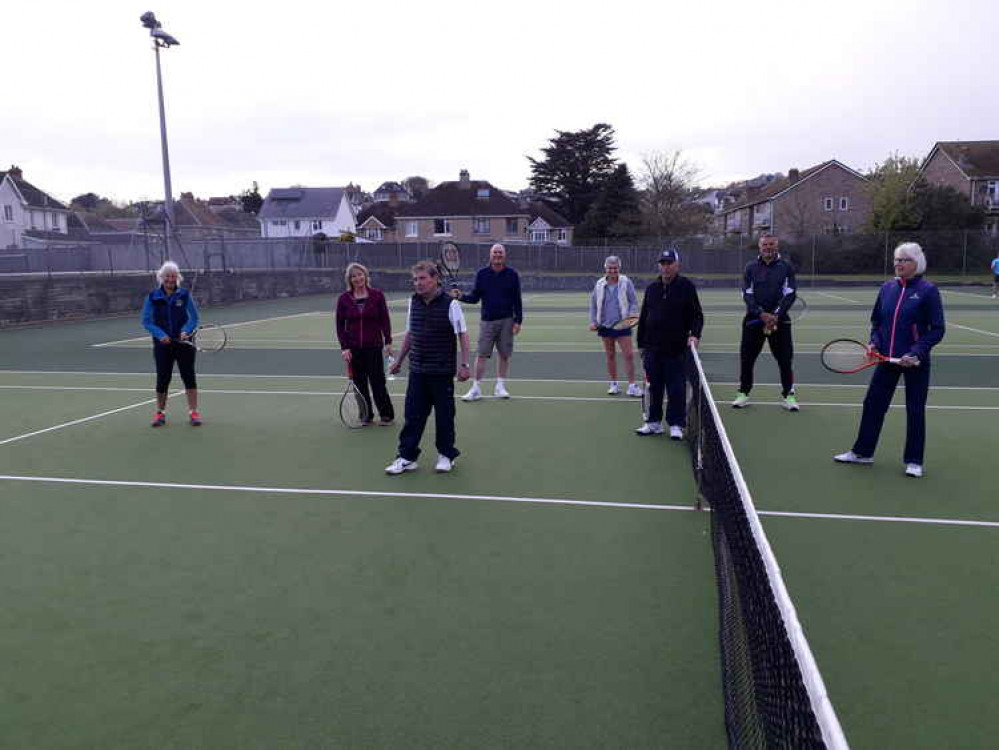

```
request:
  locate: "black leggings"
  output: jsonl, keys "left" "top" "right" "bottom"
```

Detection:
{"left": 350, "top": 346, "right": 395, "bottom": 421}
{"left": 739, "top": 322, "right": 795, "bottom": 397}
{"left": 154, "top": 341, "right": 197, "bottom": 393}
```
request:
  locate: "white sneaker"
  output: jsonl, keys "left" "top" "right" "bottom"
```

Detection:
{"left": 462, "top": 385, "right": 482, "bottom": 402}
{"left": 833, "top": 451, "right": 873, "bottom": 465}
{"left": 385, "top": 457, "right": 418, "bottom": 475}
{"left": 731, "top": 392, "right": 750, "bottom": 408}
{"left": 635, "top": 422, "right": 664, "bottom": 435}
{"left": 782, "top": 394, "right": 800, "bottom": 412}
{"left": 905, "top": 463, "right": 924, "bottom": 478}
{"left": 626, "top": 383, "right": 643, "bottom": 397}
{"left": 435, "top": 454, "right": 455, "bottom": 473}
{"left": 494, "top": 383, "right": 510, "bottom": 399}
{"left": 669, "top": 425, "right": 683, "bottom": 440}
{"left": 607, "top": 382, "right": 620, "bottom": 395}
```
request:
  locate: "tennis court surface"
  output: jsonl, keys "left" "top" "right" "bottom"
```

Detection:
{"left": 2, "top": 288, "right": 997, "bottom": 748}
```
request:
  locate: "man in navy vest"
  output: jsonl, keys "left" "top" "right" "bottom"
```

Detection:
{"left": 387, "top": 261, "right": 472, "bottom": 474}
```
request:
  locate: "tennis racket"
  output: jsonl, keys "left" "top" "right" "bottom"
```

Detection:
{"left": 438, "top": 241, "right": 461, "bottom": 289}
{"left": 820, "top": 338, "right": 918, "bottom": 374}
{"left": 747, "top": 296, "right": 807, "bottom": 334}
{"left": 339, "top": 363, "right": 372, "bottom": 428}
{"left": 610, "top": 314, "right": 640, "bottom": 331}
{"left": 641, "top": 372, "right": 650, "bottom": 421}
{"left": 177, "top": 324, "right": 227, "bottom": 353}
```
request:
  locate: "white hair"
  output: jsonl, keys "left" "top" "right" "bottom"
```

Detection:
{"left": 156, "top": 260, "right": 183, "bottom": 285}
{"left": 894, "top": 242, "right": 926, "bottom": 275}
{"left": 604, "top": 255, "right": 621, "bottom": 270}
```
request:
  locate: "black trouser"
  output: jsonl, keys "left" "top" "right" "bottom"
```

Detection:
{"left": 153, "top": 341, "right": 197, "bottom": 393}
{"left": 739, "top": 322, "right": 794, "bottom": 397}
{"left": 397, "top": 372, "right": 458, "bottom": 462}
{"left": 643, "top": 349, "right": 687, "bottom": 427}
{"left": 853, "top": 362, "right": 930, "bottom": 464}
{"left": 349, "top": 346, "right": 394, "bottom": 422}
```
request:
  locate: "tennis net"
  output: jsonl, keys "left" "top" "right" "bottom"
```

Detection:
{"left": 685, "top": 345, "right": 849, "bottom": 749}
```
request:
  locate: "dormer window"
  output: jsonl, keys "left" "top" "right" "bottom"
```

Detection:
{"left": 476, "top": 188, "right": 490, "bottom": 199}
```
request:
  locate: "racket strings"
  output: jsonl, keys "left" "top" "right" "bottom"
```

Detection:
{"left": 196, "top": 326, "right": 227, "bottom": 352}
{"left": 821, "top": 340, "right": 871, "bottom": 372}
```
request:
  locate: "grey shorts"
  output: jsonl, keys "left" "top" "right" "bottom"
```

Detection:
{"left": 477, "top": 317, "right": 515, "bottom": 359}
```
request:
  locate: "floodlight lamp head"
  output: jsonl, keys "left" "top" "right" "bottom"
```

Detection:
{"left": 140, "top": 12, "right": 161, "bottom": 30}
{"left": 151, "top": 28, "right": 180, "bottom": 46}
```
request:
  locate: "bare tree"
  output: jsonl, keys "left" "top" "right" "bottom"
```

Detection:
{"left": 638, "top": 150, "right": 704, "bottom": 239}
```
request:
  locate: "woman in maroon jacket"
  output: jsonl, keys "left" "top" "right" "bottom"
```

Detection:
{"left": 335, "top": 263, "right": 395, "bottom": 425}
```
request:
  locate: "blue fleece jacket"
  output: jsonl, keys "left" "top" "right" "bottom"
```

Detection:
{"left": 141, "top": 286, "right": 199, "bottom": 341}
{"left": 869, "top": 275, "right": 945, "bottom": 362}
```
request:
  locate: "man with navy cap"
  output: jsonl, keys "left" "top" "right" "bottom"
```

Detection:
{"left": 635, "top": 247, "right": 703, "bottom": 439}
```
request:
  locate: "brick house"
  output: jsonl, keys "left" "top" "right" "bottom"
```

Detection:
{"left": 526, "top": 201, "right": 573, "bottom": 244}
{"left": 394, "top": 170, "right": 532, "bottom": 243}
{"left": 917, "top": 141, "right": 999, "bottom": 235}
{"left": 719, "top": 160, "right": 871, "bottom": 238}
{"left": 356, "top": 201, "right": 402, "bottom": 242}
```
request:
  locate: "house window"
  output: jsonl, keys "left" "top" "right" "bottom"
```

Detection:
{"left": 557, "top": 229, "right": 567, "bottom": 242}
{"left": 405, "top": 221, "right": 418, "bottom": 238}
{"left": 531, "top": 230, "right": 550, "bottom": 242}
{"left": 365, "top": 227, "right": 383, "bottom": 241}
{"left": 51, "top": 213, "right": 60, "bottom": 229}
{"left": 312, "top": 220, "right": 322, "bottom": 231}
{"left": 472, "top": 217, "right": 490, "bottom": 235}
{"left": 987, "top": 181, "right": 999, "bottom": 209}
{"left": 272, "top": 220, "right": 287, "bottom": 227}
{"left": 433, "top": 218, "right": 452, "bottom": 235}
{"left": 2, "top": 205, "right": 12, "bottom": 222}
{"left": 294, "top": 220, "right": 301, "bottom": 230}
{"left": 476, "top": 188, "right": 490, "bottom": 199}
{"left": 839, "top": 197, "right": 849, "bottom": 211}
{"left": 823, "top": 197, "right": 834, "bottom": 211}
{"left": 505, "top": 218, "right": 518, "bottom": 234}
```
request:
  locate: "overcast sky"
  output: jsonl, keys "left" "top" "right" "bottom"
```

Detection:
{"left": 4, "top": 0, "right": 996, "bottom": 205}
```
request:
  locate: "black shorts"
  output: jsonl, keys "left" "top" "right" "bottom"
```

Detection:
{"left": 153, "top": 341, "right": 197, "bottom": 392}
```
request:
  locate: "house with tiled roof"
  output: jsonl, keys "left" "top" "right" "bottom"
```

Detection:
{"left": 257, "top": 187, "right": 356, "bottom": 239}
{"left": 373, "top": 181, "right": 410, "bottom": 203}
{"left": 718, "top": 160, "right": 870, "bottom": 238}
{"left": 356, "top": 202, "right": 403, "bottom": 242}
{"left": 0, "top": 166, "right": 73, "bottom": 248}
{"left": 394, "top": 170, "right": 531, "bottom": 243}
{"left": 526, "top": 201, "right": 573, "bottom": 244}
{"left": 918, "top": 141, "right": 999, "bottom": 235}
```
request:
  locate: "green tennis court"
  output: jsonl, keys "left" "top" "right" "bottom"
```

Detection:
{"left": 2, "top": 288, "right": 997, "bottom": 748}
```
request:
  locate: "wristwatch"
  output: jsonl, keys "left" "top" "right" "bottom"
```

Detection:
{"left": 460, "top": 363, "right": 469, "bottom": 368}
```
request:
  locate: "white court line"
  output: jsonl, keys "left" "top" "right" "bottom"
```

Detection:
{"left": 941, "top": 288, "right": 993, "bottom": 300}
{"left": 91, "top": 311, "right": 323, "bottom": 348}
{"left": 811, "top": 290, "right": 864, "bottom": 304}
{"left": 1, "top": 474, "right": 997, "bottom": 530}
{"left": 729, "top": 400, "right": 999, "bottom": 412}
{"left": 0, "top": 474, "right": 695, "bottom": 513}
{"left": 0, "top": 394, "right": 179, "bottom": 446}
{"left": 950, "top": 322, "right": 999, "bottom": 339}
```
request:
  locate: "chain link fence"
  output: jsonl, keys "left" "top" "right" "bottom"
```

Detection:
{"left": 2, "top": 231, "right": 997, "bottom": 279}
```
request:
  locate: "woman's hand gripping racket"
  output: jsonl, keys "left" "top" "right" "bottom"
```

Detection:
{"left": 439, "top": 241, "right": 461, "bottom": 294}
{"left": 339, "top": 363, "right": 372, "bottom": 428}
{"left": 747, "top": 296, "right": 807, "bottom": 335}
{"left": 177, "top": 324, "right": 228, "bottom": 353}
{"left": 820, "top": 338, "right": 920, "bottom": 374}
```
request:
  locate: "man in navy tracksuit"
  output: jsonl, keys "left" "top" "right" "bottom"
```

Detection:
{"left": 835, "top": 242, "right": 945, "bottom": 478}
{"left": 733, "top": 234, "right": 800, "bottom": 411}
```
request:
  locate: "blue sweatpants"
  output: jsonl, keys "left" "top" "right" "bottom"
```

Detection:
{"left": 852, "top": 362, "right": 931, "bottom": 465}
{"left": 397, "top": 372, "right": 459, "bottom": 462}
{"left": 642, "top": 350, "right": 688, "bottom": 427}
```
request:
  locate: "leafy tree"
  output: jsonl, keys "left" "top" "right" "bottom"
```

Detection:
{"left": 239, "top": 181, "right": 264, "bottom": 215}
{"left": 576, "top": 163, "right": 643, "bottom": 240}
{"left": 69, "top": 193, "right": 137, "bottom": 218}
{"left": 865, "top": 153, "right": 921, "bottom": 230}
{"left": 70, "top": 192, "right": 100, "bottom": 211}
{"left": 908, "top": 181, "right": 985, "bottom": 230}
{"left": 402, "top": 176, "right": 430, "bottom": 200}
{"left": 528, "top": 123, "right": 619, "bottom": 225}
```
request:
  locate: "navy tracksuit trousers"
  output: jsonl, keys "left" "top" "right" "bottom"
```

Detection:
{"left": 852, "top": 362, "right": 931, "bottom": 465}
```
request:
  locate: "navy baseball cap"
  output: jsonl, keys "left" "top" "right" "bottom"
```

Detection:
{"left": 658, "top": 248, "right": 681, "bottom": 263}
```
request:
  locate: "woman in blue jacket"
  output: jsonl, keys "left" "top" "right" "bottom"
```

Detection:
{"left": 834, "top": 243, "right": 945, "bottom": 477}
{"left": 141, "top": 261, "right": 202, "bottom": 427}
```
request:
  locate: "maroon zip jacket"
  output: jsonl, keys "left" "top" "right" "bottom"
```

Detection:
{"left": 335, "top": 288, "right": 392, "bottom": 350}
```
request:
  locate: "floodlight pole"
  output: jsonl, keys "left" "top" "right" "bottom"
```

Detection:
{"left": 153, "top": 40, "right": 175, "bottom": 256}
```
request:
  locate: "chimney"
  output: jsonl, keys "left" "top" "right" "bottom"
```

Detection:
{"left": 459, "top": 169, "right": 471, "bottom": 189}
{"left": 9, "top": 165, "right": 23, "bottom": 180}
{"left": 788, "top": 168, "right": 800, "bottom": 184}
{"left": 388, "top": 191, "right": 399, "bottom": 207}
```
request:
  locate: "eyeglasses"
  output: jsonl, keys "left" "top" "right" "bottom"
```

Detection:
{"left": 893, "top": 257, "right": 915, "bottom": 263}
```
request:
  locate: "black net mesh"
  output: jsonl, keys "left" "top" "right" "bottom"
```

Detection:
{"left": 684, "top": 348, "right": 843, "bottom": 750}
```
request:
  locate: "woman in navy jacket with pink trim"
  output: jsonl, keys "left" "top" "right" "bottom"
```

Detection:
{"left": 834, "top": 242, "right": 945, "bottom": 478}
{"left": 335, "top": 263, "right": 395, "bottom": 425}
